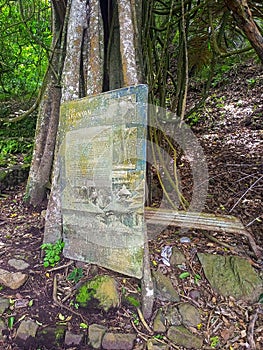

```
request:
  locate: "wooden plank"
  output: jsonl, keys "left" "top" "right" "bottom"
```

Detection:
{"left": 144, "top": 207, "right": 247, "bottom": 234}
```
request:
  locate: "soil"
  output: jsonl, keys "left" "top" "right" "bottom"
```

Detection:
{"left": 0, "top": 60, "right": 262, "bottom": 350}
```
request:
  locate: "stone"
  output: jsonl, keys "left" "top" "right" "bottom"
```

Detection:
{"left": 88, "top": 324, "right": 107, "bottom": 349}
{"left": 59, "top": 85, "right": 148, "bottom": 279}
{"left": 178, "top": 303, "right": 201, "bottom": 327}
{"left": 167, "top": 325, "right": 203, "bottom": 349}
{"left": 0, "top": 268, "right": 28, "bottom": 290}
{"left": 37, "top": 326, "right": 66, "bottom": 348}
{"left": 189, "top": 289, "right": 201, "bottom": 301}
{"left": 152, "top": 270, "right": 180, "bottom": 302}
{"left": 102, "top": 332, "right": 136, "bottom": 350}
{"left": 147, "top": 338, "right": 169, "bottom": 349}
{"left": 153, "top": 309, "right": 166, "bottom": 333}
{"left": 16, "top": 318, "right": 38, "bottom": 341}
{"left": 165, "top": 307, "right": 181, "bottom": 326}
{"left": 8, "top": 258, "right": 29, "bottom": 271}
{"left": 76, "top": 275, "right": 119, "bottom": 311}
{"left": 64, "top": 331, "right": 84, "bottom": 346}
{"left": 170, "top": 247, "right": 186, "bottom": 267}
{"left": 198, "top": 253, "right": 263, "bottom": 302}
{"left": 0, "top": 297, "right": 9, "bottom": 314}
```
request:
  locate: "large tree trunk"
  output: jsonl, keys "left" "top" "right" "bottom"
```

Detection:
{"left": 26, "top": 2, "right": 67, "bottom": 206}
{"left": 225, "top": 0, "right": 263, "bottom": 63}
{"left": 43, "top": 0, "right": 144, "bottom": 242}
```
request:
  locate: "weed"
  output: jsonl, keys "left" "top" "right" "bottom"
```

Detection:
{"left": 40, "top": 240, "right": 65, "bottom": 268}
{"left": 210, "top": 336, "right": 220, "bottom": 348}
{"left": 132, "top": 312, "right": 139, "bottom": 326}
{"left": 67, "top": 268, "right": 83, "bottom": 284}
{"left": 186, "top": 111, "right": 202, "bottom": 126}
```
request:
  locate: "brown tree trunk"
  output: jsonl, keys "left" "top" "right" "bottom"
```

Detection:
{"left": 225, "top": 0, "right": 263, "bottom": 63}
{"left": 26, "top": 1, "right": 66, "bottom": 206}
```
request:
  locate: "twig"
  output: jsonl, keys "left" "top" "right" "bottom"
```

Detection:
{"left": 47, "top": 261, "right": 74, "bottom": 272}
{"left": 130, "top": 320, "right": 149, "bottom": 342}
{"left": 202, "top": 231, "right": 240, "bottom": 252}
{"left": 247, "top": 307, "right": 261, "bottom": 350}
{"left": 136, "top": 307, "right": 154, "bottom": 335}
{"left": 52, "top": 274, "right": 87, "bottom": 323}
{"left": 230, "top": 175, "right": 263, "bottom": 213}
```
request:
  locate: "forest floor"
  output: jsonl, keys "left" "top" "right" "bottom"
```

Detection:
{"left": 0, "top": 60, "right": 262, "bottom": 350}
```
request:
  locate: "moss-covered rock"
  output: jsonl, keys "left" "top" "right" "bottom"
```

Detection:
{"left": 198, "top": 253, "right": 263, "bottom": 302}
{"left": 76, "top": 275, "right": 119, "bottom": 311}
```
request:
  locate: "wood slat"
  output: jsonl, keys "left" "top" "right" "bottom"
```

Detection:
{"left": 144, "top": 207, "right": 247, "bottom": 234}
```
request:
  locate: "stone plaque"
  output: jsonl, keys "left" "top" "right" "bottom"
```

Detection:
{"left": 59, "top": 85, "right": 148, "bottom": 278}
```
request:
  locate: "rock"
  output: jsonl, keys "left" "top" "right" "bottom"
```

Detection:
{"left": 167, "top": 325, "right": 203, "bottom": 349}
{"left": 0, "top": 297, "right": 9, "bottom": 314}
{"left": 153, "top": 309, "right": 166, "bottom": 333}
{"left": 178, "top": 303, "right": 201, "bottom": 327}
{"left": 198, "top": 253, "right": 263, "bottom": 302}
{"left": 76, "top": 275, "right": 119, "bottom": 311}
{"left": 165, "top": 307, "right": 181, "bottom": 326}
{"left": 189, "top": 289, "right": 201, "bottom": 301}
{"left": 0, "top": 318, "right": 6, "bottom": 341}
{"left": 64, "top": 331, "right": 84, "bottom": 346}
{"left": 16, "top": 318, "right": 38, "bottom": 341}
{"left": 152, "top": 270, "right": 180, "bottom": 302}
{"left": 170, "top": 247, "right": 186, "bottom": 267}
{"left": 88, "top": 324, "right": 107, "bottom": 349}
{"left": 37, "top": 326, "right": 66, "bottom": 348}
{"left": 0, "top": 269, "right": 28, "bottom": 290}
{"left": 147, "top": 338, "right": 169, "bottom": 349}
{"left": 8, "top": 258, "right": 29, "bottom": 271}
{"left": 102, "top": 332, "right": 136, "bottom": 350}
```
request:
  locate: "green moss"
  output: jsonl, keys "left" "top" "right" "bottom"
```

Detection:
{"left": 76, "top": 275, "right": 119, "bottom": 311}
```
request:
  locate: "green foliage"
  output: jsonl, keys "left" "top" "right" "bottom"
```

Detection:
{"left": 41, "top": 240, "right": 65, "bottom": 268}
{"left": 131, "top": 312, "right": 139, "bottom": 326}
{"left": 79, "top": 322, "right": 88, "bottom": 329}
{"left": 179, "top": 272, "right": 201, "bottom": 285}
{"left": 75, "top": 283, "right": 96, "bottom": 307}
{"left": 210, "top": 336, "right": 220, "bottom": 348}
{"left": 0, "top": 0, "right": 51, "bottom": 99}
{"left": 125, "top": 295, "right": 140, "bottom": 308}
{"left": 186, "top": 111, "right": 201, "bottom": 126}
{"left": 0, "top": 137, "right": 33, "bottom": 167}
{"left": 75, "top": 275, "right": 119, "bottom": 311}
{"left": 67, "top": 268, "right": 84, "bottom": 284}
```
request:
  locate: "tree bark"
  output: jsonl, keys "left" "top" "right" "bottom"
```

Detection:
{"left": 26, "top": 1, "right": 66, "bottom": 206}
{"left": 44, "top": 0, "right": 90, "bottom": 242}
{"left": 225, "top": 0, "right": 263, "bottom": 63}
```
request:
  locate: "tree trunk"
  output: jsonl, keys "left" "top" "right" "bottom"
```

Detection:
{"left": 225, "top": 0, "right": 263, "bottom": 63}
{"left": 26, "top": 1, "right": 66, "bottom": 206}
{"left": 43, "top": 0, "right": 144, "bottom": 242}
{"left": 44, "top": 0, "right": 90, "bottom": 243}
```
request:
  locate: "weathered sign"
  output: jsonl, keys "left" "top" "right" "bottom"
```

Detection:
{"left": 59, "top": 85, "right": 148, "bottom": 278}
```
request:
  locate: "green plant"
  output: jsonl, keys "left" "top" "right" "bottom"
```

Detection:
{"left": 40, "top": 240, "right": 65, "bottom": 268}
{"left": 67, "top": 268, "right": 83, "bottom": 284}
{"left": 194, "top": 274, "right": 201, "bottom": 285}
{"left": 69, "top": 300, "right": 79, "bottom": 309}
{"left": 125, "top": 295, "right": 140, "bottom": 308}
{"left": 186, "top": 111, "right": 201, "bottom": 126}
{"left": 179, "top": 272, "right": 201, "bottom": 285}
{"left": 154, "top": 334, "right": 164, "bottom": 340}
{"left": 131, "top": 312, "right": 139, "bottom": 326}
{"left": 210, "top": 336, "right": 220, "bottom": 348}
